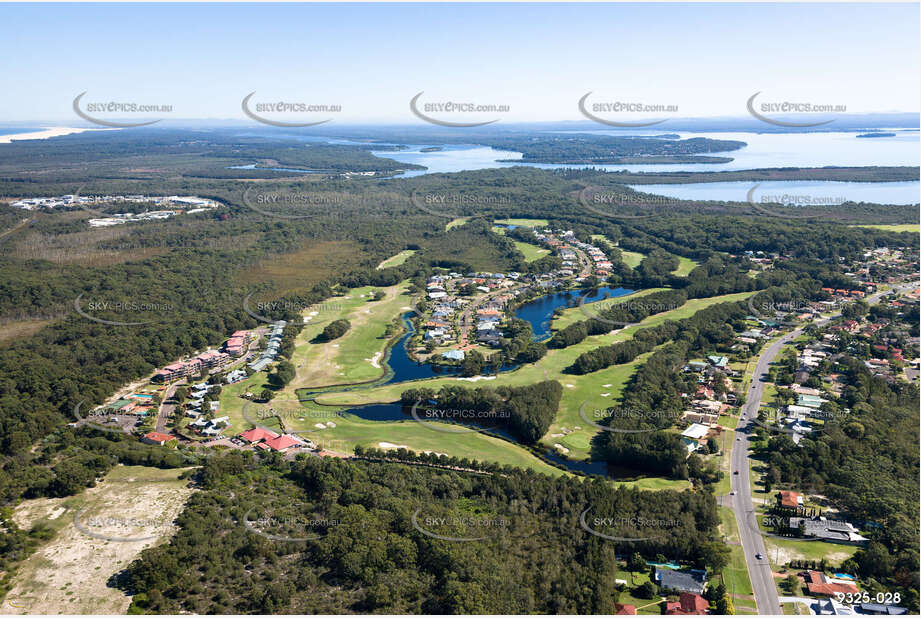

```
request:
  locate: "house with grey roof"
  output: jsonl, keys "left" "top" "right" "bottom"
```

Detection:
{"left": 655, "top": 568, "right": 707, "bottom": 595}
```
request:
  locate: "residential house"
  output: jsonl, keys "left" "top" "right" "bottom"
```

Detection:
{"left": 681, "top": 423, "right": 710, "bottom": 453}
{"left": 665, "top": 592, "right": 710, "bottom": 615}
{"left": 777, "top": 490, "right": 803, "bottom": 509}
{"left": 857, "top": 603, "right": 909, "bottom": 615}
{"left": 142, "top": 431, "right": 176, "bottom": 446}
{"left": 656, "top": 568, "right": 707, "bottom": 595}
{"left": 804, "top": 571, "right": 860, "bottom": 597}
{"left": 789, "top": 517, "right": 869, "bottom": 546}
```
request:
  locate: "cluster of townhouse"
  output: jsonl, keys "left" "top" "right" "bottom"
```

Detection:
{"left": 423, "top": 272, "right": 524, "bottom": 351}
{"left": 223, "top": 330, "right": 252, "bottom": 357}
{"left": 532, "top": 229, "right": 612, "bottom": 278}
{"left": 248, "top": 321, "right": 285, "bottom": 371}
{"left": 153, "top": 350, "right": 231, "bottom": 383}
{"left": 682, "top": 355, "right": 738, "bottom": 429}
{"left": 188, "top": 415, "right": 230, "bottom": 437}
{"left": 9, "top": 194, "right": 221, "bottom": 227}
{"left": 151, "top": 330, "right": 254, "bottom": 384}
{"left": 184, "top": 381, "right": 220, "bottom": 419}
{"left": 12, "top": 194, "right": 217, "bottom": 210}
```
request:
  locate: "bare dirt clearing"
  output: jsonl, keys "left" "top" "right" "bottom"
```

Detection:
{"left": 3, "top": 465, "right": 196, "bottom": 615}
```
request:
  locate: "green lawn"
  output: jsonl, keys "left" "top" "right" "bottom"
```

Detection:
{"left": 376, "top": 249, "right": 416, "bottom": 269}
{"left": 712, "top": 429, "right": 737, "bottom": 497}
{"left": 288, "top": 282, "right": 411, "bottom": 389}
{"left": 314, "top": 291, "right": 757, "bottom": 463}
{"left": 610, "top": 569, "right": 668, "bottom": 614}
{"left": 218, "top": 371, "right": 274, "bottom": 435}
{"left": 613, "top": 477, "right": 691, "bottom": 491}
{"left": 851, "top": 223, "right": 920, "bottom": 233}
{"left": 512, "top": 240, "right": 550, "bottom": 262}
{"left": 718, "top": 506, "right": 757, "bottom": 606}
{"left": 672, "top": 256, "right": 699, "bottom": 276}
{"left": 552, "top": 288, "right": 668, "bottom": 330}
{"left": 445, "top": 217, "right": 469, "bottom": 230}
{"left": 494, "top": 218, "right": 549, "bottom": 228}
{"left": 620, "top": 250, "right": 646, "bottom": 268}
{"left": 286, "top": 402, "right": 572, "bottom": 477}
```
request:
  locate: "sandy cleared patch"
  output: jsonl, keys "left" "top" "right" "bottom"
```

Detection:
{"left": 766, "top": 540, "right": 854, "bottom": 566}
{"left": 367, "top": 351, "right": 382, "bottom": 369}
{"left": 457, "top": 375, "right": 496, "bottom": 382}
{"left": 0, "top": 127, "right": 113, "bottom": 144}
{"left": 2, "top": 465, "right": 195, "bottom": 615}
{"left": 378, "top": 441, "right": 408, "bottom": 449}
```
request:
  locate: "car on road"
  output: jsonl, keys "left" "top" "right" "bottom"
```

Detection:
{"left": 736, "top": 437, "right": 740, "bottom": 441}
{"left": 730, "top": 491, "right": 735, "bottom": 495}
{"left": 755, "top": 553, "right": 763, "bottom": 560}
{"left": 733, "top": 470, "right": 739, "bottom": 475}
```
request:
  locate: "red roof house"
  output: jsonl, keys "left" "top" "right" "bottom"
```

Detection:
{"left": 239, "top": 427, "right": 280, "bottom": 443}
{"left": 142, "top": 431, "right": 176, "bottom": 446}
{"left": 263, "top": 434, "right": 304, "bottom": 452}
{"left": 778, "top": 490, "right": 803, "bottom": 509}
{"left": 665, "top": 592, "right": 710, "bottom": 615}
{"left": 614, "top": 604, "right": 637, "bottom": 615}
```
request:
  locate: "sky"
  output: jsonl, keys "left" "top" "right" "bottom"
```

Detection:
{"left": 0, "top": 2, "right": 918, "bottom": 124}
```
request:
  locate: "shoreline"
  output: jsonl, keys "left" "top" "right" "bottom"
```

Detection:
{"left": 0, "top": 126, "right": 114, "bottom": 144}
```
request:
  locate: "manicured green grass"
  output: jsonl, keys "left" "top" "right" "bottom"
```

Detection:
{"left": 218, "top": 371, "right": 274, "bottom": 435}
{"left": 759, "top": 520, "right": 859, "bottom": 565}
{"left": 445, "top": 217, "right": 469, "bottom": 230}
{"left": 620, "top": 250, "right": 646, "bottom": 268}
{"left": 718, "top": 506, "right": 756, "bottom": 599}
{"left": 376, "top": 249, "right": 416, "bottom": 269}
{"left": 672, "top": 256, "right": 699, "bottom": 276}
{"left": 287, "top": 404, "right": 572, "bottom": 477}
{"left": 494, "top": 218, "right": 549, "bottom": 228}
{"left": 614, "top": 477, "right": 692, "bottom": 491}
{"left": 314, "top": 291, "right": 757, "bottom": 463}
{"left": 611, "top": 569, "right": 667, "bottom": 614}
{"left": 288, "top": 282, "right": 411, "bottom": 389}
{"left": 712, "top": 430, "right": 737, "bottom": 497}
{"left": 552, "top": 288, "right": 668, "bottom": 330}
{"left": 851, "top": 223, "right": 919, "bottom": 233}
{"left": 512, "top": 240, "right": 550, "bottom": 262}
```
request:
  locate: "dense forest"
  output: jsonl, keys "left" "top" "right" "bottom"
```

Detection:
{"left": 398, "top": 380, "right": 563, "bottom": 444}
{"left": 122, "top": 452, "right": 727, "bottom": 614}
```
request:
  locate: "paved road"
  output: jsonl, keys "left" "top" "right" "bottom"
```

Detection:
{"left": 729, "top": 280, "right": 917, "bottom": 614}
{"left": 155, "top": 382, "right": 182, "bottom": 433}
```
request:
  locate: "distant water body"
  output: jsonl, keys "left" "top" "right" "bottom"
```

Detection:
{"left": 372, "top": 130, "right": 920, "bottom": 177}
{"left": 0, "top": 127, "right": 41, "bottom": 136}
{"left": 629, "top": 180, "right": 920, "bottom": 206}
{"left": 365, "top": 129, "right": 919, "bottom": 204}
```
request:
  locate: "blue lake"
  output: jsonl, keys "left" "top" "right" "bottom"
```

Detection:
{"left": 351, "top": 287, "right": 637, "bottom": 386}
{"left": 515, "top": 286, "right": 634, "bottom": 340}
{"left": 382, "top": 313, "right": 518, "bottom": 385}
